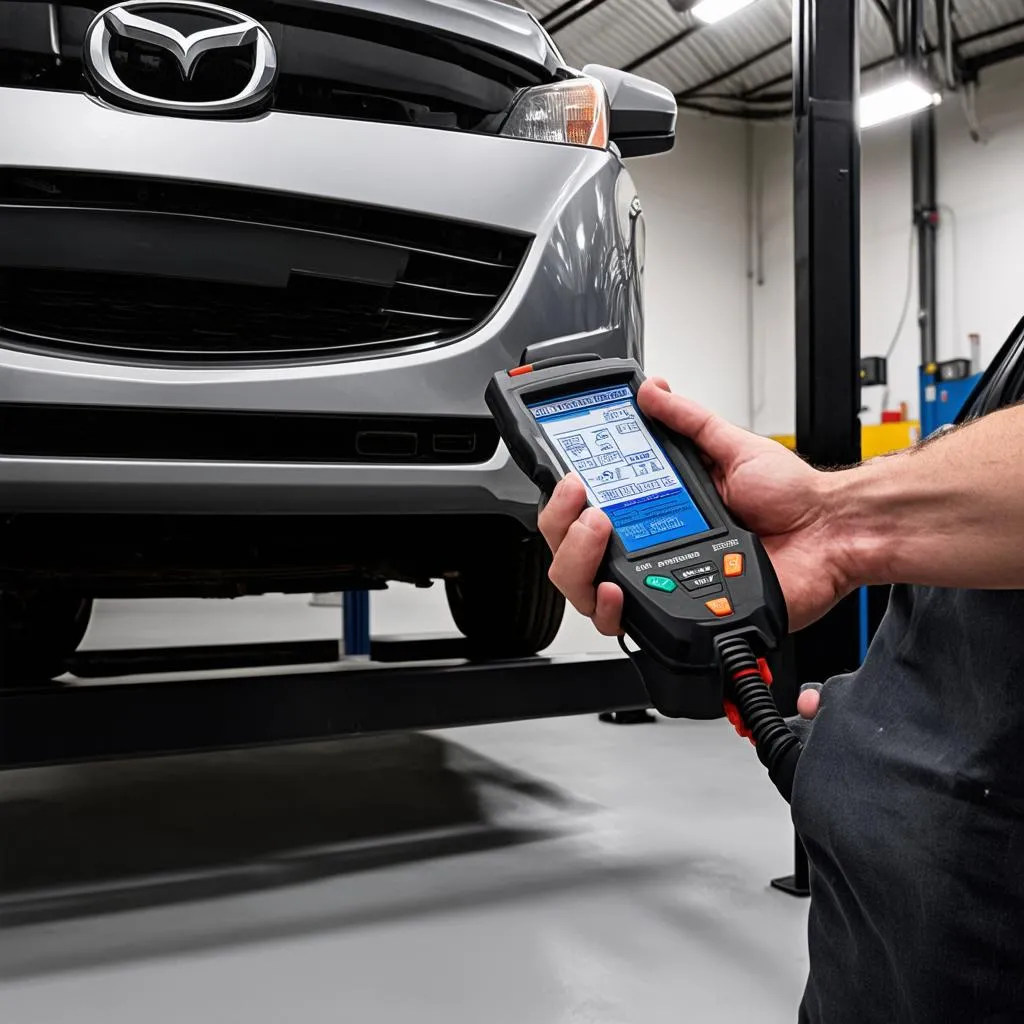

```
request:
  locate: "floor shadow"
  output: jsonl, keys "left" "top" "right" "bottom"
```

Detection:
{"left": 0, "top": 733, "right": 587, "bottom": 928}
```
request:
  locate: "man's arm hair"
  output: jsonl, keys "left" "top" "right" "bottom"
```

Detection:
{"left": 829, "top": 403, "right": 1024, "bottom": 590}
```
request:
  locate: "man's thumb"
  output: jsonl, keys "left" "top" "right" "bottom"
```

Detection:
{"left": 637, "top": 380, "right": 753, "bottom": 467}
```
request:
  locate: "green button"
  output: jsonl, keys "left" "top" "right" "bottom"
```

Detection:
{"left": 644, "top": 574, "right": 677, "bottom": 593}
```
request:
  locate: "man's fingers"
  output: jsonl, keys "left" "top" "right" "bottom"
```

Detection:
{"left": 637, "top": 379, "right": 766, "bottom": 468}
{"left": 797, "top": 686, "right": 822, "bottom": 719}
{"left": 538, "top": 475, "right": 587, "bottom": 553}
{"left": 591, "top": 581, "right": 624, "bottom": 636}
{"left": 548, "top": 506, "right": 611, "bottom": 616}
{"left": 539, "top": 479, "right": 622, "bottom": 632}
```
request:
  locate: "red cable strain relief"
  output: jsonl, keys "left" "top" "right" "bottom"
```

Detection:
{"left": 723, "top": 658, "right": 774, "bottom": 744}
{"left": 723, "top": 699, "right": 754, "bottom": 744}
{"left": 730, "top": 667, "right": 762, "bottom": 682}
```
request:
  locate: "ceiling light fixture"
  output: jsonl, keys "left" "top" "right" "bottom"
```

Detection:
{"left": 860, "top": 77, "right": 941, "bottom": 129}
{"left": 668, "top": 0, "right": 761, "bottom": 26}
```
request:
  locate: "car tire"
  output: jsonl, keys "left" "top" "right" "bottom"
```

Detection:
{"left": 0, "top": 593, "right": 93, "bottom": 687}
{"left": 445, "top": 536, "right": 564, "bottom": 658}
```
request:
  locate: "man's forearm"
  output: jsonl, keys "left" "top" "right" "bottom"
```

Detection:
{"left": 827, "top": 404, "right": 1024, "bottom": 591}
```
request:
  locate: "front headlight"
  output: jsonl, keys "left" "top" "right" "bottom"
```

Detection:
{"left": 500, "top": 77, "right": 609, "bottom": 149}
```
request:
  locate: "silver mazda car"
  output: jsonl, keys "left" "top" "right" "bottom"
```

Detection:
{"left": 0, "top": 0, "right": 675, "bottom": 679}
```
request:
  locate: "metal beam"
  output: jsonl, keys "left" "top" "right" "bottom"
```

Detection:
{"left": 544, "top": 0, "right": 613, "bottom": 34}
{"left": 963, "top": 37, "right": 1024, "bottom": 77}
{"left": 676, "top": 38, "right": 790, "bottom": 101}
{"left": 956, "top": 15, "right": 1024, "bottom": 53}
{"left": 0, "top": 654, "right": 649, "bottom": 769}
{"left": 741, "top": 15, "right": 1024, "bottom": 101}
{"left": 623, "top": 24, "right": 701, "bottom": 73}
{"left": 677, "top": 100, "right": 788, "bottom": 121}
{"left": 689, "top": 91, "right": 792, "bottom": 104}
{"left": 539, "top": 0, "right": 586, "bottom": 27}
{"left": 742, "top": 69, "right": 794, "bottom": 98}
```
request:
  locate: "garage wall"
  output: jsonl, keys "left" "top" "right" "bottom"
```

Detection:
{"left": 751, "top": 58, "right": 1024, "bottom": 436}
{"left": 628, "top": 111, "right": 753, "bottom": 427}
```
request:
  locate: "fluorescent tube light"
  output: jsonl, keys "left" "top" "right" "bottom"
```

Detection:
{"left": 860, "top": 78, "right": 941, "bottom": 129}
{"left": 689, "top": 0, "right": 759, "bottom": 25}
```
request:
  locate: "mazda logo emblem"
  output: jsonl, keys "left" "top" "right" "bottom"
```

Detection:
{"left": 83, "top": 1, "right": 278, "bottom": 117}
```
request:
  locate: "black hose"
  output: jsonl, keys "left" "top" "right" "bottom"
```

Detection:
{"left": 716, "top": 635, "right": 803, "bottom": 802}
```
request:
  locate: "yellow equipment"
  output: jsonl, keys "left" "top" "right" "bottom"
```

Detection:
{"left": 770, "top": 421, "right": 920, "bottom": 459}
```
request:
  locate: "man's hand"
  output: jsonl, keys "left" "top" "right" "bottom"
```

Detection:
{"left": 538, "top": 378, "right": 856, "bottom": 637}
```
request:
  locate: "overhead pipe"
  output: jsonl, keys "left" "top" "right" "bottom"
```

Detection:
{"left": 870, "top": 0, "right": 900, "bottom": 53}
{"left": 912, "top": 109, "right": 939, "bottom": 368}
{"left": 740, "top": 13, "right": 1024, "bottom": 104}
{"left": 906, "top": 0, "right": 939, "bottom": 368}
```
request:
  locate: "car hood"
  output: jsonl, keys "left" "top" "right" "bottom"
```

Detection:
{"left": 269, "top": 0, "right": 564, "bottom": 74}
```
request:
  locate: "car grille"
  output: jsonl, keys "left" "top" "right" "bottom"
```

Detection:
{"left": 0, "top": 403, "right": 500, "bottom": 465}
{"left": 0, "top": 170, "right": 530, "bottom": 364}
{"left": 0, "top": 2, "right": 546, "bottom": 129}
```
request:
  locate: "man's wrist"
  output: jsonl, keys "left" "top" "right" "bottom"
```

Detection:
{"left": 820, "top": 459, "right": 896, "bottom": 592}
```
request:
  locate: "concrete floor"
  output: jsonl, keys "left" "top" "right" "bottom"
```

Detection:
{"left": 0, "top": 590, "right": 809, "bottom": 1023}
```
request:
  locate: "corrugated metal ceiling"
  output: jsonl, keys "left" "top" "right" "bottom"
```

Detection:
{"left": 512, "top": 0, "right": 1024, "bottom": 114}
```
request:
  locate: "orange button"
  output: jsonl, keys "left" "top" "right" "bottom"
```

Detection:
{"left": 509, "top": 364, "right": 534, "bottom": 376}
{"left": 705, "top": 597, "right": 733, "bottom": 617}
{"left": 723, "top": 553, "right": 745, "bottom": 578}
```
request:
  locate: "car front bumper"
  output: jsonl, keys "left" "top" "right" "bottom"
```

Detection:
{"left": 0, "top": 89, "right": 641, "bottom": 521}
{"left": 0, "top": 443, "right": 540, "bottom": 521}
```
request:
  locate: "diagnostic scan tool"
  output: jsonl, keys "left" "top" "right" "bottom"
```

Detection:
{"left": 487, "top": 356, "right": 801, "bottom": 800}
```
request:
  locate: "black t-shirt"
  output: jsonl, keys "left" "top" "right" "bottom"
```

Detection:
{"left": 793, "top": 583, "right": 1024, "bottom": 1023}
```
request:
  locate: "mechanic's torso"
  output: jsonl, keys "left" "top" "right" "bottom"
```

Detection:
{"left": 793, "top": 583, "right": 1024, "bottom": 1024}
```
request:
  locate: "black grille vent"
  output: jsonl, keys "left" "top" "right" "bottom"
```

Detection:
{"left": 0, "top": 171, "right": 531, "bottom": 364}
{"left": 0, "top": 404, "right": 500, "bottom": 465}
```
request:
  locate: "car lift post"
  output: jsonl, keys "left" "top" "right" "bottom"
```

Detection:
{"left": 772, "top": 0, "right": 862, "bottom": 898}
{"left": 342, "top": 590, "right": 371, "bottom": 656}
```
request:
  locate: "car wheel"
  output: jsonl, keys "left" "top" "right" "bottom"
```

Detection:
{"left": 0, "top": 592, "right": 93, "bottom": 687}
{"left": 445, "top": 535, "right": 565, "bottom": 658}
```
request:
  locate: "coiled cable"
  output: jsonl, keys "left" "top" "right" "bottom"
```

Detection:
{"left": 716, "top": 634, "right": 803, "bottom": 802}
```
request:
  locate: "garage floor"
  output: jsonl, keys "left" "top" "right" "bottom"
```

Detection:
{"left": 0, "top": 591, "right": 809, "bottom": 1023}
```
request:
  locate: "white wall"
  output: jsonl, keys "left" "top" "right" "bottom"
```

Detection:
{"left": 629, "top": 111, "right": 753, "bottom": 426}
{"left": 751, "top": 58, "right": 1024, "bottom": 436}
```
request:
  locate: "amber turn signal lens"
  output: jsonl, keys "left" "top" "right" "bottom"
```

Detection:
{"left": 500, "top": 78, "right": 609, "bottom": 150}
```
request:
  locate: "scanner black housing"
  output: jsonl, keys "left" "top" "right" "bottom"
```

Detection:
{"left": 486, "top": 357, "right": 788, "bottom": 719}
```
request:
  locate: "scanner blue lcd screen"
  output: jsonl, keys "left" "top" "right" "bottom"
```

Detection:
{"left": 529, "top": 385, "right": 710, "bottom": 553}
